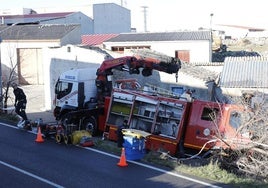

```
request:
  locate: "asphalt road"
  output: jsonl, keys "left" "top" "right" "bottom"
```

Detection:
{"left": 0, "top": 122, "right": 228, "bottom": 188}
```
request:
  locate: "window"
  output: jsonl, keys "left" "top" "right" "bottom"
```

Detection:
{"left": 201, "top": 107, "right": 219, "bottom": 121}
{"left": 111, "top": 46, "right": 150, "bottom": 52}
{"left": 171, "top": 86, "right": 184, "bottom": 96}
{"left": 229, "top": 111, "right": 241, "bottom": 129}
{"left": 55, "top": 81, "right": 73, "bottom": 99}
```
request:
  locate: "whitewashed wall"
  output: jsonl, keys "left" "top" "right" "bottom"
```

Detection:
{"left": 93, "top": 3, "right": 131, "bottom": 34}
{"left": 104, "top": 40, "right": 211, "bottom": 62}
{"left": 0, "top": 40, "right": 61, "bottom": 84}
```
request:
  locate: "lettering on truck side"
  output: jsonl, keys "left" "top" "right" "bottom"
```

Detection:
{"left": 59, "top": 90, "right": 78, "bottom": 103}
{"left": 65, "top": 75, "right": 76, "bottom": 80}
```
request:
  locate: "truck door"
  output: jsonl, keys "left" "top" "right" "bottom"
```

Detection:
{"left": 55, "top": 80, "right": 73, "bottom": 100}
{"left": 221, "top": 108, "right": 251, "bottom": 148}
{"left": 77, "top": 82, "right": 85, "bottom": 108}
{"left": 183, "top": 100, "right": 220, "bottom": 151}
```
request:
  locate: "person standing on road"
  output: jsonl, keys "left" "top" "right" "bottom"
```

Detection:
{"left": 116, "top": 120, "right": 128, "bottom": 148}
{"left": 11, "top": 83, "right": 29, "bottom": 125}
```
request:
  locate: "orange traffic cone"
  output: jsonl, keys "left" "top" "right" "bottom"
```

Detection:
{"left": 35, "top": 126, "right": 44, "bottom": 143}
{"left": 117, "top": 148, "right": 128, "bottom": 167}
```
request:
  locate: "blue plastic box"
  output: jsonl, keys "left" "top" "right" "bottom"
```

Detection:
{"left": 123, "top": 136, "right": 144, "bottom": 149}
{"left": 123, "top": 135, "right": 146, "bottom": 160}
{"left": 124, "top": 147, "right": 146, "bottom": 160}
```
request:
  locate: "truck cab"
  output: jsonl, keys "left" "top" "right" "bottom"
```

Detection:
{"left": 54, "top": 68, "right": 98, "bottom": 120}
{"left": 183, "top": 100, "right": 250, "bottom": 152}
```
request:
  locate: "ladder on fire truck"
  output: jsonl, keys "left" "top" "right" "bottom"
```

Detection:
{"left": 145, "top": 83, "right": 180, "bottom": 98}
{"left": 144, "top": 83, "right": 194, "bottom": 102}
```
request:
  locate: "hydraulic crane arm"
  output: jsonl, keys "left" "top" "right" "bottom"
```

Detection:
{"left": 95, "top": 51, "right": 181, "bottom": 103}
{"left": 97, "top": 54, "right": 181, "bottom": 78}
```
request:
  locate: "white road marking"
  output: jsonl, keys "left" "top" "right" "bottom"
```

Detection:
{"left": 82, "top": 146, "right": 222, "bottom": 188}
{"left": 0, "top": 160, "right": 64, "bottom": 188}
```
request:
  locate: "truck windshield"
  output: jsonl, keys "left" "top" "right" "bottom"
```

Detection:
{"left": 55, "top": 81, "right": 73, "bottom": 98}
{"left": 229, "top": 111, "right": 243, "bottom": 129}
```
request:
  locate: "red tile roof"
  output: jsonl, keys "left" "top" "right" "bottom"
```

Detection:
{"left": 81, "top": 34, "right": 119, "bottom": 46}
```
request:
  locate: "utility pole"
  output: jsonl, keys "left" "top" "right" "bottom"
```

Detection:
{"left": 209, "top": 13, "right": 214, "bottom": 62}
{"left": 141, "top": 6, "right": 148, "bottom": 32}
{"left": 210, "top": 13, "right": 214, "bottom": 32}
{"left": 120, "top": 0, "right": 127, "bottom": 7}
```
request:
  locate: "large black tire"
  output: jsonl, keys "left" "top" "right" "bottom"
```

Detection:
{"left": 82, "top": 116, "right": 97, "bottom": 136}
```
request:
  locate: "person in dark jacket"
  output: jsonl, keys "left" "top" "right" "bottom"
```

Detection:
{"left": 12, "top": 83, "right": 29, "bottom": 125}
{"left": 116, "top": 120, "right": 128, "bottom": 148}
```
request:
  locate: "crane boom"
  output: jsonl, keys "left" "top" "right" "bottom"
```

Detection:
{"left": 95, "top": 50, "right": 181, "bottom": 103}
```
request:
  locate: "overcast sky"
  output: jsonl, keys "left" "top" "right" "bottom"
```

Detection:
{"left": 1, "top": 0, "right": 268, "bottom": 32}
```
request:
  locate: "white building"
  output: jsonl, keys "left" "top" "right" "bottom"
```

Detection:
{"left": 103, "top": 31, "right": 212, "bottom": 62}
{"left": 93, "top": 3, "right": 131, "bottom": 34}
{"left": 0, "top": 3, "right": 131, "bottom": 35}
{"left": 0, "top": 24, "right": 81, "bottom": 85}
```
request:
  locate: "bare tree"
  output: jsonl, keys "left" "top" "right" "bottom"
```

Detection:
{"left": 0, "top": 43, "right": 18, "bottom": 113}
{"left": 214, "top": 93, "right": 268, "bottom": 182}
{"left": 2, "top": 64, "right": 17, "bottom": 112}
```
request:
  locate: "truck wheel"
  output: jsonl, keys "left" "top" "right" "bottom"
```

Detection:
{"left": 55, "top": 134, "right": 63, "bottom": 143}
{"left": 83, "top": 116, "right": 97, "bottom": 136}
{"left": 64, "top": 134, "right": 72, "bottom": 145}
{"left": 60, "top": 112, "right": 72, "bottom": 126}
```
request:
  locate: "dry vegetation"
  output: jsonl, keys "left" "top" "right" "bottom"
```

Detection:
{"left": 217, "top": 96, "right": 268, "bottom": 182}
{"left": 210, "top": 39, "right": 268, "bottom": 184}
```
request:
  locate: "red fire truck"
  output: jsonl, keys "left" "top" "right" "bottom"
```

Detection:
{"left": 53, "top": 51, "right": 250, "bottom": 156}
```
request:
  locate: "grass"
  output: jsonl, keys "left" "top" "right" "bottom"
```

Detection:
{"left": 91, "top": 137, "right": 267, "bottom": 187}
{"left": 93, "top": 138, "right": 122, "bottom": 155}
{"left": 0, "top": 112, "right": 19, "bottom": 123}
{"left": 142, "top": 151, "right": 267, "bottom": 187}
